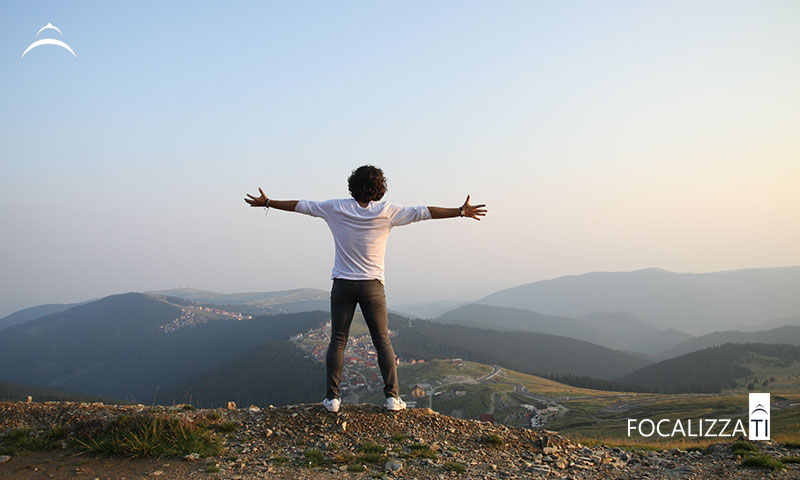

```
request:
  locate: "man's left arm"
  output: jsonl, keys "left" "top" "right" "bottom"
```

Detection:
{"left": 427, "top": 195, "right": 487, "bottom": 221}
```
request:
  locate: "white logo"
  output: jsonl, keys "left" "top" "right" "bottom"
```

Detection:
{"left": 21, "top": 22, "right": 77, "bottom": 59}
{"left": 749, "top": 393, "right": 770, "bottom": 440}
{"left": 626, "top": 418, "right": 746, "bottom": 438}
{"left": 626, "top": 393, "right": 772, "bottom": 440}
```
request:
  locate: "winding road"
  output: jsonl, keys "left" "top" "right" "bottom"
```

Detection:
{"left": 426, "top": 364, "right": 569, "bottom": 418}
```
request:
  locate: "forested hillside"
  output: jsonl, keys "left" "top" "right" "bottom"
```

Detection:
{"left": 392, "top": 319, "right": 650, "bottom": 379}
{"left": 617, "top": 343, "right": 800, "bottom": 393}
{"left": 158, "top": 341, "right": 324, "bottom": 408}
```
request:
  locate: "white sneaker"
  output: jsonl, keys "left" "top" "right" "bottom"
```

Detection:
{"left": 322, "top": 398, "right": 340, "bottom": 413}
{"left": 386, "top": 397, "right": 406, "bottom": 411}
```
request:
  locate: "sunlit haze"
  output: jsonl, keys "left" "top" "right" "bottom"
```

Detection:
{"left": 1, "top": 1, "right": 798, "bottom": 317}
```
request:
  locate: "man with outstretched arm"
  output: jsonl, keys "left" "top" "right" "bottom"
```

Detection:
{"left": 244, "top": 165, "right": 486, "bottom": 413}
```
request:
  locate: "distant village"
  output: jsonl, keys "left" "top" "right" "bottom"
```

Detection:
{"left": 291, "top": 322, "right": 562, "bottom": 428}
{"left": 290, "top": 321, "right": 405, "bottom": 400}
{"left": 160, "top": 306, "right": 253, "bottom": 333}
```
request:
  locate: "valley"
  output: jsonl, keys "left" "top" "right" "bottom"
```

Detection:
{"left": 3, "top": 269, "right": 800, "bottom": 450}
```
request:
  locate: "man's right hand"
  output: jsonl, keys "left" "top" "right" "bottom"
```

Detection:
{"left": 244, "top": 187, "right": 268, "bottom": 207}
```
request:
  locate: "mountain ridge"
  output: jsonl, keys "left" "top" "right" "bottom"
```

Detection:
{"left": 661, "top": 325, "right": 800, "bottom": 359}
{"left": 478, "top": 266, "right": 800, "bottom": 335}
{"left": 435, "top": 304, "right": 691, "bottom": 356}
{"left": 0, "top": 293, "right": 328, "bottom": 402}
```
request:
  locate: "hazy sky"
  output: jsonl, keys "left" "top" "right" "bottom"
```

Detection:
{"left": 1, "top": 1, "right": 798, "bottom": 317}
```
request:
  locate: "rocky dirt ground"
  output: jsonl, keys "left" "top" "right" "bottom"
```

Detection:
{"left": 1, "top": 401, "right": 798, "bottom": 479}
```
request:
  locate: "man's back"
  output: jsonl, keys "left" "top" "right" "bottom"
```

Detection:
{"left": 295, "top": 198, "right": 431, "bottom": 282}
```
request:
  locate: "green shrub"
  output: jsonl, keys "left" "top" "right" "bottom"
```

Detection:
{"left": 444, "top": 461, "right": 466, "bottom": 473}
{"left": 0, "top": 427, "right": 65, "bottom": 456}
{"left": 732, "top": 441, "right": 759, "bottom": 457}
{"left": 50, "top": 425, "right": 68, "bottom": 440}
{"left": 357, "top": 453, "right": 385, "bottom": 464}
{"left": 481, "top": 433, "right": 504, "bottom": 446}
{"left": 74, "top": 413, "right": 222, "bottom": 458}
{"left": 303, "top": 448, "right": 327, "bottom": 467}
{"left": 217, "top": 421, "right": 238, "bottom": 433}
{"left": 407, "top": 443, "right": 437, "bottom": 458}
{"left": 333, "top": 452, "right": 355, "bottom": 464}
{"left": 741, "top": 455, "right": 784, "bottom": 470}
{"left": 359, "top": 441, "right": 385, "bottom": 454}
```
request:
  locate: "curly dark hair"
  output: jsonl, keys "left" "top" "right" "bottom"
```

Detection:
{"left": 348, "top": 165, "right": 387, "bottom": 203}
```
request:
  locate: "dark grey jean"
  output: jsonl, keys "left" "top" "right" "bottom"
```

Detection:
{"left": 326, "top": 278, "right": 399, "bottom": 400}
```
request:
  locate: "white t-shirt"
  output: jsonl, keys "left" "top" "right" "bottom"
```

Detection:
{"left": 295, "top": 198, "right": 432, "bottom": 283}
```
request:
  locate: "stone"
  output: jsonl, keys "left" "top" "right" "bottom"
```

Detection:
{"left": 184, "top": 453, "right": 200, "bottom": 461}
{"left": 385, "top": 459, "right": 403, "bottom": 472}
{"left": 529, "top": 464, "right": 550, "bottom": 474}
{"left": 150, "top": 471, "right": 165, "bottom": 476}
{"left": 265, "top": 428, "right": 273, "bottom": 438}
{"left": 666, "top": 465, "right": 695, "bottom": 475}
{"left": 248, "top": 405, "right": 261, "bottom": 413}
{"left": 227, "top": 401, "right": 237, "bottom": 410}
{"left": 0, "top": 456, "right": 11, "bottom": 464}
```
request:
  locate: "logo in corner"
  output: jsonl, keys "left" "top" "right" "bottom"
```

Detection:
{"left": 749, "top": 393, "right": 770, "bottom": 440}
{"left": 21, "top": 22, "right": 77, "bottom": 59}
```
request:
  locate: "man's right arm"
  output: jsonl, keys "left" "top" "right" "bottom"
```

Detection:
{"left": 244, "top": 187, "right": 298, "bottom": 211}
{"left": 266, "top": 200, "right": 299, "bottom": 212}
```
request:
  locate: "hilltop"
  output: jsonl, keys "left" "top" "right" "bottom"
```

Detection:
{"left": 2, "top": 401, "right": 799, "bottom": 479}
